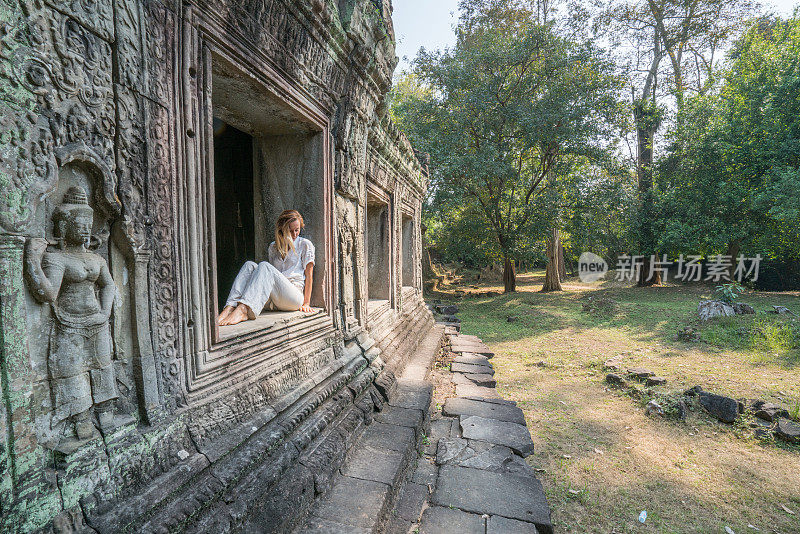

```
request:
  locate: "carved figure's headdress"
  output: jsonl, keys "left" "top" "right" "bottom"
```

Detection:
{"left": 62, "top": 186, "right": 89, "bottom": 206}
{"left": 53, "top": 186, "right": 93, "bottom": 237}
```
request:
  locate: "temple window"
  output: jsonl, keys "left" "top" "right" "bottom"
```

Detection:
{"left": 365, "top": 194, "right": 391, "bottom": 313}
{"left": 401, "top": 213, "right": 414, "bottom": 288}
{"left": 207, "top": 54, "right": 330, "bottom": 343}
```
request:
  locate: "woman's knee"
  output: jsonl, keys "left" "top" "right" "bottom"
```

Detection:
{"left": 238, "top": 260, "right": 257, "bottom": 274}
{"left": 257, "top": 261, "right": 279, "bottom": 273}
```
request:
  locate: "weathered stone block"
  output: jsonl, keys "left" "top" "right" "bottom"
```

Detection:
{"left": 432, "top": 466, "right": 552, "bottom": 534}
{"left": 460, "top": 416, "right": 535, "bottom": 456}
{"left": 443, "top": 398, "right": 526, "bottom": 425}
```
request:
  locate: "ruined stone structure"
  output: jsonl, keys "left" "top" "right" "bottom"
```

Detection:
{"left": 0, "top": 0, "right": 433, "bottom": 531}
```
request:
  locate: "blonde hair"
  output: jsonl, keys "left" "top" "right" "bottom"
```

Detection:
{"left": 275, "top": 210, "right": 304, "bottom": 259}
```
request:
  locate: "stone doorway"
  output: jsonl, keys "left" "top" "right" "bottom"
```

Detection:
{"left": 213, "top": 118, "right": 255, "bottom": 311}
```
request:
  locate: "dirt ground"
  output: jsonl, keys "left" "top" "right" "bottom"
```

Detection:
{"left": 439, "top": 271, "right": 800, "bottom": 534}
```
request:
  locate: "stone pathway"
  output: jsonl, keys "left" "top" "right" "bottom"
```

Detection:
{"left": 388, "top": 331, "right": 553, "bottom": 534}
{"left": 296, "top": 326, "right": 553, "bottom": 534}
{"left": 295, "top": 326, "right": 443, "bottom": 533}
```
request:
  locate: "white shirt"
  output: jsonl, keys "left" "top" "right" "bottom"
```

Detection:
{"left": 268, "top": 236, "right": 315, "bottom": 290}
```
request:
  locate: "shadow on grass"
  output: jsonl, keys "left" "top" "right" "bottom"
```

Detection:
{"left": 453, "top": 282, "right": 800, "bottom": 365}
{"left": 520, "top": 378, "right": 800, "bottom": 533}
{"left": 455, "top": 285, "right": 696, "bottom": 346}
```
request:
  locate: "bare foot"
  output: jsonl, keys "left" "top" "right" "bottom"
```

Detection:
{"left": 220, "top": 303, "right": 253, "bottom": 326}
{"left": 217, "top": 305, "right": 235, "bottom": 325}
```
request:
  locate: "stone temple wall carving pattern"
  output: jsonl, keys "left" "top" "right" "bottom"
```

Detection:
{"left": 0, "top": 0, "right": 430, "bottom": 531}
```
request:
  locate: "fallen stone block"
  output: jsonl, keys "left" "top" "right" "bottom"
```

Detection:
{"left": 627, "top": 368, "right": 655, "bottom": 380}
{"left": 774, "top": 418, "right": 800, "bottom": 444}
{"left": 645, "top": 376, "right": 667, "bottom": 387}
{"left": 605, "top": 373, "right": 626, "bottom": 387}
{"left": 698, "top": 300, "right": 735, "bottom": 321}
{"left": 698, "top": 392, "right": 741, "bottom": 423}
{"left": 753, "top": 403, "right": 790, "bottom": 423}
{"left": 460, "top": 415, "right": 534, "bottom": 456}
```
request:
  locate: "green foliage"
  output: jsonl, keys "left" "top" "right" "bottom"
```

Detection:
{"left": 657, "top": 16, "right": 800, "bottom": 269}
{"left": 391, "top": 0, "right": 625, "bottom": 281}
{"left": 714, "top": 282, "right": 744, "bottom": 304}
{"left": 790, "top": 400, "right": 800, "bottom": 421}
{"left": 700, "top": 314, "right": 799, "bottom": 363}
{"left": 749, "top": 316, "right": 800, "bottom": 360}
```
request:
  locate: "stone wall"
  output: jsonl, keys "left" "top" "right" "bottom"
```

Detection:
{"left": 0, "top": 0, "right": 432, "bottom": 531}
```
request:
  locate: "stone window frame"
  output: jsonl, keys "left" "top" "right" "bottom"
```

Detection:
{"left": 399, "top": 205, "right": 416, "bottom": 290}
{"left": 364, "top": 183, "right": 395, "bottom": 315}
{"left": 178, "top": 12, "right": 336, "bottom": 396}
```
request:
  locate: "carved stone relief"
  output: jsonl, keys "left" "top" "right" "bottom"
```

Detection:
{"left": 1, "top": 0, "right": 430, "bottom": 529}
{"left": 336, "top": 195, "right": 365, "bottom": 332}
{"left": 24, "top": 186, "right": 119, "bottom": 450}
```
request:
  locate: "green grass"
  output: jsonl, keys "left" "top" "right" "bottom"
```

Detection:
{"left": 434, "top": 271, "right": 800, "bottom": 534}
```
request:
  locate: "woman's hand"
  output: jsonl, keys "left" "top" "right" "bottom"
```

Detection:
{"left": 300, "top": 304, "right": 313, "bottom": 313}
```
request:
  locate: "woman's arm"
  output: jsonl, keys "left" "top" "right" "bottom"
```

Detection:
{"left": 301, "top": 262, "right": 314, "bottom": 313}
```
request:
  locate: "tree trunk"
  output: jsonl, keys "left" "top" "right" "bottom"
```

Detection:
{"left": 637, "top": 255, "right": 662, "bottom": 286}
{"left": 634, "top": 98, "right": 661, "bottom": 287}
{"left": 502, "top": 255, "right": 516, "bottom": 293}
{"left": 558, "top": 243, "right": 567, "bottom": 281}
{"left": 542, "top": 228, "right": 563, "bottom": 292}
{"left": 726, "top": 239, "right": 742, "bottom": 281}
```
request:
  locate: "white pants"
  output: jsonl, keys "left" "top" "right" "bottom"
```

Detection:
{"left": 225, "top": 261, "right": 304, "bottom": 315}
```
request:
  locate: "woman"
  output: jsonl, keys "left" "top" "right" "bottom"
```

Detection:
{"left": 218, "top": 210, "right": 315, "bottom": 326}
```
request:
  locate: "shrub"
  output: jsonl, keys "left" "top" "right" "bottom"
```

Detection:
{"left": 715, "top": 282, "right": 744, "bottom": 304}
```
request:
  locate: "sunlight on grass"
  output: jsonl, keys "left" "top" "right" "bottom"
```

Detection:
{"left": 439, "top": 272, "right": 800, "bottom": 533}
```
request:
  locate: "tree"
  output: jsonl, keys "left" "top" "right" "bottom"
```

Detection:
{"left": 602, "top": 0, "right": 757, "bottom": 285}
{"left": 658, "top": 15, "right": 800, "bottom": 280}
{"left": 393, "top": 0, "right": 623, "bottom": 292}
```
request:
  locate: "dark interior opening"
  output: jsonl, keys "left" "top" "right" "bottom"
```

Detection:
{"left": 213, "top": 117, "right": 255, "bottom": 310}
{"left": 366, "top": 198, "right": 391, "bottom": 301}
{"left": 402, "top": 215, "right": 414, "bottom": 287}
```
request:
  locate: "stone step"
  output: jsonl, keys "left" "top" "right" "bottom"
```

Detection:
{"left": 414, "top": 329, "right": 553, "bottom": 534}
{"left": 453, "top": 353, "right": 492, "bottom": 366}
{"left": 442, "top": 397, "right": 526, "bottom": 425}
{"left": 295, "top": 327, "right": 442, "bottom": 534}
{"left": 431, "top": 465, "right": 552, "bottom": 534}
{"left": 451, "top": 361, "right": 495, "bottom": 375}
